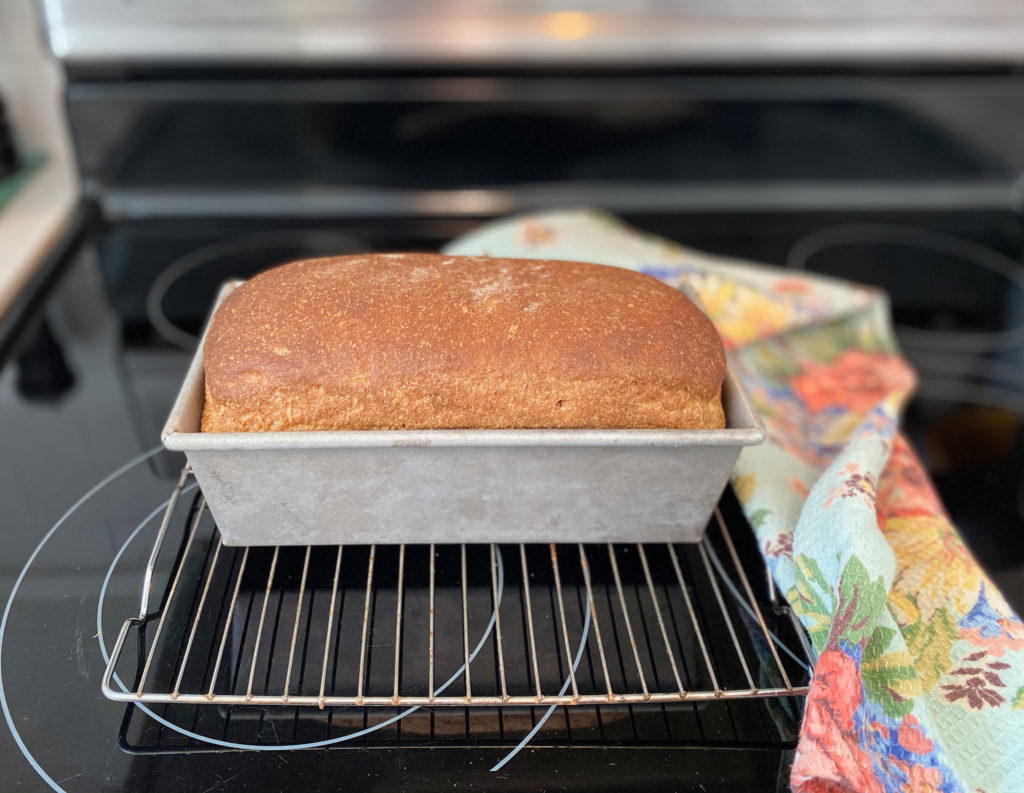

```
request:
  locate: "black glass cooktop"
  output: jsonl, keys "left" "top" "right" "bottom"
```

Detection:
{"left": 0, "top": 233, "right": 806, "bottom": 793}
{"left": 3, "top": 204, "right": 1024, "bottom": 793}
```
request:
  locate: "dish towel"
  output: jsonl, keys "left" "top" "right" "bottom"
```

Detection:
{"left": 444, "top": 209, "right": 1024, "bottom": 793}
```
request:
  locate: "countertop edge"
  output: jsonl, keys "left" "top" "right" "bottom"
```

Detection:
{"left": 0, "top": 155, "right": 79, "bottom": 323}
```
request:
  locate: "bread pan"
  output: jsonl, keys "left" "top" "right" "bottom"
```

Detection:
{"left": 163, "top": 281, "right": 765, "bottom": 545}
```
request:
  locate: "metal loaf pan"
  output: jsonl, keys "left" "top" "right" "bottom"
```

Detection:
{"left": 163, "top": 281, "right": 765, "bottom": 546}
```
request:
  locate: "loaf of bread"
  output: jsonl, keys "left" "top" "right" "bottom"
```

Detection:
{"left": 200, "top": 253, "right": 726, "bottom": 432}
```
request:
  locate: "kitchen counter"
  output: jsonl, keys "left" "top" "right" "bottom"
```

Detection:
{"left": 0, "top": 154, "right": 78, "bottom": 322}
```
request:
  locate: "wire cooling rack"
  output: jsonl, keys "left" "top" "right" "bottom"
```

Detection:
{"left": 103, "top": 468, "right": 812, "bottom": 713}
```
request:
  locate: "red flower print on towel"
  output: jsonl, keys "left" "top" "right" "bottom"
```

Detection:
{"left": 791, "top": 650, "right": 885, "bottom": 793}
{"left": 958, "top": 585, "right": 1024, "bottom": 657}
{"left": 790, "top": 350, "right": 915, "bottom": 415}
{"left": 961, "top": 619, "right": 1024, "bottom": 658}
{"left": 901, "top": 761, "right": 945, "bottom": 793}
{"left": 519, "top": 219, "right": 558, "bottom": 247}
{"left": 876, "top": 434, "right": 947, "bottom": 520}
{"left": 897, "top": 715, "right": 933, "bottom": 755}
{"left": 773, "top": 277, "right": 814, "bottom": 294}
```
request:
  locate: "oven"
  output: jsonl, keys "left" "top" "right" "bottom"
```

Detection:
{"left": 3, "top": 3, "right": 1024, "bottom": 792}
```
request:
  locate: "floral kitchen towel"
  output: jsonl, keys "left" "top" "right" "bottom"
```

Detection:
{"left": 444, "top": 209, "right": 1024, "bottom": 793}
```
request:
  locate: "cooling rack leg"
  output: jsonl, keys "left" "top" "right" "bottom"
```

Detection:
{"left": 101, "top": 619, "right": 135, "bottom": 701}
{"left": 138, "top": 466, "right": 191, "bottom": 620}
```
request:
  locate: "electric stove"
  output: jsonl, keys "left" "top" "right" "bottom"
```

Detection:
{"left": 5, "top": 57, "right": 1024, "bottom": 793}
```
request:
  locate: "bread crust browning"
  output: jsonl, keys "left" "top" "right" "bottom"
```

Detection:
{"left": 201, "top": 254, "right": 726, "bottom": 432}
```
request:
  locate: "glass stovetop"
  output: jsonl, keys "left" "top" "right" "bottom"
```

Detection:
{"left": 2, "top": 209, "right": 1024, "bottom": 793}
{"left": 0, "top": 243, "right": 805, "bottom": 793}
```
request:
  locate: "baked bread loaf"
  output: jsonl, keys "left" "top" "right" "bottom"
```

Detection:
{"left": 201, "top": 253, "right": 726, "bottom": 432}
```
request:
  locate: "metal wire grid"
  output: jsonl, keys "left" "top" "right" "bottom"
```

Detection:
{"left": 103, "top": 470, "right": 812, "bottom": 713}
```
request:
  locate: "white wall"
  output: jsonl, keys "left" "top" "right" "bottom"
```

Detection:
{"left": 0, "top": 0, "right": 70, "bottom": 160}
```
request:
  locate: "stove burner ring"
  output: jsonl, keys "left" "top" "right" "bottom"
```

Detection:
{"left": 786, "top": 222, "right": 1024, "bottom": 354}
{"left": 98, "top": 500, "right": 593, "bottom": 770}
{"left": 1, "top": 448, "right": 507, "bottom": 791}
{"left": 1, "top": 443, "right": 593, "bottom": 787}
{"left": 0, "top": 447, "right": 163, "bottom": 793}
{"left": 96, "top": 499, "right": 512, "bottom": 752}
{"left": 1, "top": 443, "right": 588, "bottom": 793}
{"left": 146, "top": 229, "right": 366, "bottom": 351}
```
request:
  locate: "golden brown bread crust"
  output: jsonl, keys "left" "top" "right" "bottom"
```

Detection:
{"left": 201, "top": 253, "right": 726, "bottom": 432}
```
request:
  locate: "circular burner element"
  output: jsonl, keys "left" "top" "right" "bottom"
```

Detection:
{"left": 787, "top": 223, "right": 1024, "bottom": 355}
{"left": 147, "top": 230, "right": 367, "bottom": 351}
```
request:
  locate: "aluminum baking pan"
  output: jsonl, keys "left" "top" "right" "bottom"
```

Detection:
{"left": 163, "top": 280, "right": 765, "bottom": 545}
